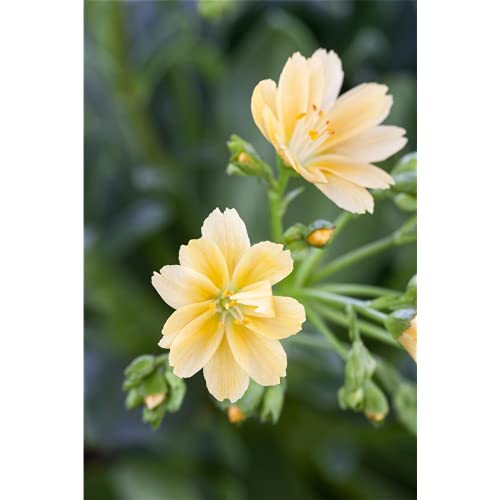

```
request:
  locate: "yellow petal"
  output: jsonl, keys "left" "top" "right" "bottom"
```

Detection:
{"left": 309, "top": 48, "right": 343, "bottom": 110}
{"left": 203, "top": 336, "right": 249, "bottom": 402}
{"left": 333, "top": 126, "right": 407, "bottom": 163}
{"left": 201, "top": 208, "right": 250, "bottom": 275}
{"left": 319, "top": 83, "right": 393, "bottom": 151}
{"left": 245, "top": 296, "right": 306, "bottom": 339}
{"left": 315, "top": 173, "right": 374, "bottom": 214}
{"left": 281, "top": 147, "right": 328, "bottom": 184}
{"left": 226, "top": 321, "right": 287, "bottom": 386}
{"left": 399, "top": 317, "right": 417, "bottom": 362}
{"left": 231, "top": 280, "right": 275, "bottom": 317}
{"left": 311, "top": 155, "right": 394, "bottom": 189}
{"left": 169, "top": 311, "right": 224, "bottom": 378}
{"left": 277, "top": 52, "right": 309, "bottom": 141}
{"left": 158, "top": 301, "right": 211, "bottom": 349}
{"left": 152, "top": 266, "right": 218, "bottom": 310}
{"left": 251, "top": 79, "right": 278, "bottom": 143}
{"left": 179, "top": 237, "right": 230, "bottom": 289}
{"left": 232, "top": 241, "right": 293, "bottom": 288}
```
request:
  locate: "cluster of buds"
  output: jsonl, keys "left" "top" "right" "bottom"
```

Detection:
{"left": 338, "top": 340, "right": 389, "bottom": 423}
{"left": 123, "top": 354, "right": 186, "bottom": 429}
{"left": 220, "top": 380, "right": 286, "bottom": 425}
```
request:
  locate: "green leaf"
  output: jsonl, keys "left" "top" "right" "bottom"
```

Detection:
{"left": 125, "top": 388, "right": 144, "bottom": 410}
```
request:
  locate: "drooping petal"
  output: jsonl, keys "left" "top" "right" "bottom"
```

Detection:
{"left": 309, "top": 48, "right": 343, "bottom": 110}
{"left": 179, "top": 237, "right": 230, "bottom": 289}
{"left": 203, "top": 336, "right": 249, "bottom": 402}
{"left": 226, "top": 321, "right": 287, "bottom": 386}
{"left": 232, "top": 241, "right": 293, "bottom": 288}
{"left": 231, "top": 280, "right": 275, "bottom": 317}
{"left": 319, "top": 83, "right": 393, "bottom": 152}
{"left": 251, "top": 79, "right": 278, "bottom": 143}
{"left": 201, "top": 208, "right": 250, "bottom": 274}
{"left": 315, "top": 173, "right": 374, "bottom": 214}
{"left": 277, "top": 52, "right": 309, "bottom": 141}
{"left": 310, "top": 155, "right": 394, "bottom": 189}
{"left": 158, "top": 301, "right": 212, "bottom": 349}
{"left": 333, "top": 126, "right": 407, "bottom": 163}
{"left": 169, "top": 311, "right": 224, "bottom": 378}
{"left": 152, "top": 266, "right": 218, "bottom": 310}
{"left": 245, "top": 296, "right": 306, "bottom": 340}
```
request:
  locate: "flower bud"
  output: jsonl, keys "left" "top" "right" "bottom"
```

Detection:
{"left": 305, "top": 220, "right": 336, "bottom": 248}
{"left": 363, "top": 380, "right": 389, "bottom": 423}
{"left": 227, "top": 404, "right": 246, "bottom": 424}
{"left": 283, "top": 223, "right": 307, "bottom": 245}
{"left": 226, "top": 134, "right": 273, "bottom": 181}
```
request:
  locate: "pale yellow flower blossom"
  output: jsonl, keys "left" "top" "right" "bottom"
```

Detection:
{"left": 399, "top": 316, "right": 417, "bottom": 362}
{"left": 251, "top": 49, "right": 407, "bottom": 214}
{"left": 152, "top": 208, "right": 306, "bottom": 402}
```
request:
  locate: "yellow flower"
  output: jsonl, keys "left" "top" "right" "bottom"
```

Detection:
{"left": 399, "top": 316, "right": 417, "bottom": 362}
{"left": 152, "top": 208, "right": 306, "bottom": 403}
{"left": 251, "top": 49, "right": 407, "bottom": 214}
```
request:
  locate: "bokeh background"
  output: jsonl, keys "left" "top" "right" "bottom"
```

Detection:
{"left": 84, "top": 1, "right": 416, "bottom": 499}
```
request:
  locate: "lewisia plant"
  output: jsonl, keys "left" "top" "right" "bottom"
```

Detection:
{"left": 251, "top": 49, "right": 407, "bottom": 214}
{"left": 124, "top": 47, "right": 416, "bottom": 431}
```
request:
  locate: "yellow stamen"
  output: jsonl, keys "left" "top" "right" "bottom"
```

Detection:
{"left": 308, "top": 130, "right": 319, "bottom": 141}
{"left": 318, "top": 110, "right": 324, "bottom": 117}
{"left": 234, "top": 318, "right": 249, "bottom": 326}
{"left": 312, "top": 104, "right": 318, "bottom": 111}
{"left": 296, "top": 112, "right": 306, "bottom": 120}
{"left": 222, "top": 289, "right": 233, "bottom": 297}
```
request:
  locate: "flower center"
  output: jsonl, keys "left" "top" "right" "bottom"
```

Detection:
{"left": 289, "top": 103, "right": 336, "bottom": 164}
{"left": 210, "top": 289, "right": 248, "bottom": 326}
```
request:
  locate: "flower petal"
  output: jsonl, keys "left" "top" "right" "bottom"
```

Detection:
{"left": 226, "top": 321, "right": 287, "bottom": 386}
{"left": 277, "top": 52, "right": 309, "bottom": 141}
{"left": 152, "top": 266, "right": 218, "bottom": 310}
{"left": 245, "top": 296, "right": 306, "bottom": 340}
{"left": 309, "top": 48, "right": 343, "bottom": 110}
{"left": 201, "top": 208, "right": 250, "bottom": 275}
{"left": 179, "top": 237, "right": 230, "bottom": 289}
{"left": 203, "top": 336, "right": 249, "bottom": 402}
{"left": 158, "top": 301, "right": 212, "bottom": 349}
{"left": 251, "top": 79, "right": 278, "bottom": 143}
{"left": 319, "top": 83, "right": 393, "bottom": 151}
{"left": 232, "top": 241, "right": 293, "bottom": 288}
{"left": 169, "top": 311, "right": 224, "bottom": 378}
{"left": 333, "top": 126, "right": 407, "bottom": 163}
{"left": 231, "top": 280, "right": 275, "bottom": 317}
{"left": 311, "top": 155, "right": 394, "bottom": 189}
{"left": 315, "top": 173, "right": 374, "bottom": 214}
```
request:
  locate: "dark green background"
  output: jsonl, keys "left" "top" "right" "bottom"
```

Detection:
{"left": 85, "top": 1, "right": 417, "bottom": 498}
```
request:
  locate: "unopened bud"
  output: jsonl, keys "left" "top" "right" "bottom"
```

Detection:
{"left": 226, "top": 134, "right": 273, "bottom": 181}
{"left": 227, "top": 405, "right": 246, "bottom": 424}
{"left": 305, "top": 220, "right": 335, "bottom": 248}
{"left": 363, "top": 380, "right": 389, "bottom": 423}
{"left": 385, "top": 308, "right": 416, "bottom": 340}
{"left": 144, "top": 393, "right": 166, "bottom": 410}
{"left": 399, "top": 316, "right": 417, "bottom": 362}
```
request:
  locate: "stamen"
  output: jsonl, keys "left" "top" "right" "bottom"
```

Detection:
{"left": 308, "top": 130, "right": 319, "bottom": 141}
{"left": 234, "top": 318, "right": 249, "bottom": 326}
{"left": 222, "top": 289, "right": 233, "bottom": 297}
{"left": 296, "top": 112, "right": 306, "bottom": 120}
{"left": 312, "top": 104, "right": 318, "bottom": 111}
{"left": 318, "top": 110, "right": 324, "bottom": 117}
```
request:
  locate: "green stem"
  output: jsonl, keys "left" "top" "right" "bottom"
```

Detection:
{"left": 310, "top": 234, "right": 396, "bottom": 283}
{"left": 318, "top": 283, "right": 400, "bottom": 298}
{"left": 311, "top": 302, "right": 399, "bottom": 348}
{"left": 306, "top": 308, "right": 348, "bottom": 359}
{"left": 296, "top": 288, "right": 387, "bottom": 325}
{"left": 268, "top": 157, "right": 290, "bottom": 242}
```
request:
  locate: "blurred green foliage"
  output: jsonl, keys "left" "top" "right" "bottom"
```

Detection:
{"left": 84, "top": 1, "right": 416, "bottom": 499}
